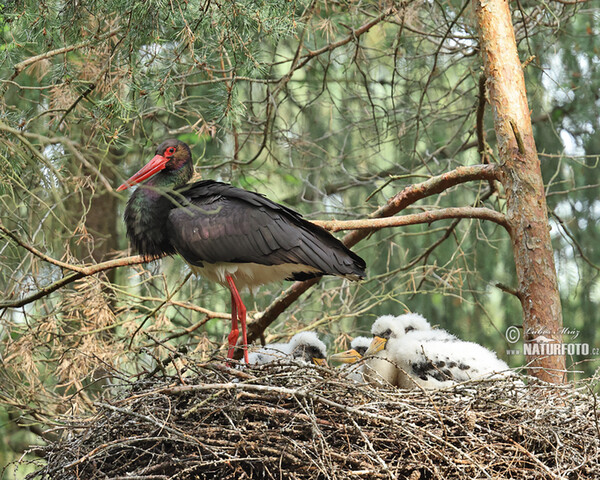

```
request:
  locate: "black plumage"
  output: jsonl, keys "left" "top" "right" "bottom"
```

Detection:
{"left": 166, "top": 180, "right": 365, "bottom": 281}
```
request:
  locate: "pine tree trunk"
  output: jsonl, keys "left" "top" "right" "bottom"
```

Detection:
{"left": 473, "top": 0, "right": 565, "bottom": 383}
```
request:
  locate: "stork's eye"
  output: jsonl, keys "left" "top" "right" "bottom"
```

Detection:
{"left": 166, "top": 146, "right": 176, "bottom": 156}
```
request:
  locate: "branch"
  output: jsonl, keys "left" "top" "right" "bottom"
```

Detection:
{"left": 0, "top": 222, "right": 81, "bottom": 273}
{"left": 0, "top": 127, "right": 115, "bottom": 192}
{"left": 0, "top": 28, "right": 120, "bottom": 99}
{"left": 342, "top": 163, "right": 501, "bottom": 247}
{"left": 293, "top": 8, "right": 398, "bottom": 73}
{"left": 0, "top": 221, "right": 154, "bottom": 309}
{"left": 0, "top": 253, "right": 152, "bottom": 309}
{"left": 0, "top": 221, "right": 153, "bottom": 273}
{"left": 0, "top": 271, "right": 84, "bottom": 309}
{"left": 0, "top": 121, "right": 66, "bottom": 186}
{"left": 314, "top": 207, "right": 508, "bottom": 232}
{"left": 9, "top": 28, "right": 121, "bottom": 77}
{"left": 551, "top": 211, "right": 600, "bottom": 271}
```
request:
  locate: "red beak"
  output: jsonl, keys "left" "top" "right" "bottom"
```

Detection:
{"left": 117, "top": 155, "right": 168, "bottom": 191}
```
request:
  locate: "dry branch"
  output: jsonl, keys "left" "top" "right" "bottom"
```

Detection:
{"left": 0, "top": 28, "right": 121, "bottom": 97}
{"left": 0, "top": 218, "right": 164, "bottom": 308}
{"left": 11, "top": 29, "right": 120, "bottom": 75}
{"left": 314, "top": 206, "right": 508, "bottom": 232}
{"left": 293, "top": 8, "right": 399, "bottom": 74}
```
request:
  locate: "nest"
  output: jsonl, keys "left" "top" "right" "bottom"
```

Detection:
{"left": 27, "top": 360, "right": 600, "bottom": 480}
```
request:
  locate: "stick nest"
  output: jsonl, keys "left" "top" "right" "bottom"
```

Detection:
{"left": 28, "top": 361, "right": 600, "bottom": 479}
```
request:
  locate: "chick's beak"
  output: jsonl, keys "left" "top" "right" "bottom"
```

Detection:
{"left": 364, "top": 336, "right": 387, "bottom": 356}
{"left": 330, "top": 349, "right": 362, "bottom": 364}
{"left": 312, "top": 357, "right": 328, "bottom": 367}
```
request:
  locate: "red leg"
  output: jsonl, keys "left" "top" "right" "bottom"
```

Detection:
{"left": 226, "top": 289, "right": 239, "bottom": 361}
{"left": 226, "top": 275, "right": 249, "bottom": 364}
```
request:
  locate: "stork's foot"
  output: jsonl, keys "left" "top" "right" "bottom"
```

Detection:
{"left": 225, "top": 329, "right": 250, "bottom": 365}
{"left": 225, "top": 275, "right": 250, "bottom": 365}
{"left": 227, "top": 328, "right": 239, "bottom": 361}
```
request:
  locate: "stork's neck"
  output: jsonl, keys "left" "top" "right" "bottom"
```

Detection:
{"left": 124, "top": 167, "right": 191, "bottom": 257}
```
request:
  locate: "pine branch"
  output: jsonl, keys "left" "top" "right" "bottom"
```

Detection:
{"left": 314, "top": 207, "right": 508, "bottom": 232}
{"left": 0, "top": 221, "right": 154, "bottom": 309}
{"left": 2, "top": 28, "right": 121, "bottom": 95}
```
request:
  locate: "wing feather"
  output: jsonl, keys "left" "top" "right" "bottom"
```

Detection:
{"left": 167, "top": 180, "right": 365, "bottom": 278}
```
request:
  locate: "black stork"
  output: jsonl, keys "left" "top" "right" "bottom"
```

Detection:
{"left": 117, "top": 139, "right": 366, "bottom": 363}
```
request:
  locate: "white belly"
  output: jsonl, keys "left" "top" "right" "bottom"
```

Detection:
{"left": 364, "top": 355, "right": 400, "bottom": 387}
{"left": 188, "top": 261, "right": 321, "bottom": 292}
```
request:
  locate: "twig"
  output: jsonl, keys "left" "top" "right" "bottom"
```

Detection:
{"left": 1, "top": 28, "right": 121, "bottom": 97}
{"left": 495, "top": 282, "right": 524, "bottom": 301}
{"left": 0, "top": 251, "right": 153, "bottom": 309}
{"left": 10, "top": 29, "right": 120, "bottom": 77}
{"left": 293, "top": 8, "right": 399, "bottom": 73}
{"left": 509, "top": 119, "right": 526, "bottom": 155}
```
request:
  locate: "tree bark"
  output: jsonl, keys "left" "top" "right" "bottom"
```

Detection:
{"left": 473, "top": 0, "right": 565, "bottom": 383}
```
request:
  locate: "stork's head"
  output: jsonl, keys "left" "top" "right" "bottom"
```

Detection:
{"left": 117, "top": 139, "right": 193, "bottom": 191}
{"left": 330, "top": 336, "right": 371, "bottom": 364}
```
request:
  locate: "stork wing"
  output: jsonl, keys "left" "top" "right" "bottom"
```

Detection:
{"left": 404, "top": 338, "right": 510, "bottom": 385}
{"left": 166, "top": 180, "right": 365, "bottom": 279}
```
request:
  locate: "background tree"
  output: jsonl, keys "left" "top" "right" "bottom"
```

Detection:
{"left": 1, "top": 0, "right": 598, "bottom": 476}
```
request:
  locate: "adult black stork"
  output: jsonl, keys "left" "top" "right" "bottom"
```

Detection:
{"left": 117, "top": 139, "right": 366, "bottom": 363}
